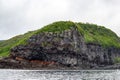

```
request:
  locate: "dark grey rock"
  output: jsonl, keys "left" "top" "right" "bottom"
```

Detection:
{"left": 7, "top": 27, "right": 120, "bottom": 69}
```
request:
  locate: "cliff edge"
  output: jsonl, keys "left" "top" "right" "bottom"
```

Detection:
{"left": 0, "top": 21, "right": 120, "bottom": 69}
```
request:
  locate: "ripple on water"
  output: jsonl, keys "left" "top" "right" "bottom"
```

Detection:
{"left": 0, "top": 69, "right": 119, "bottom": 80}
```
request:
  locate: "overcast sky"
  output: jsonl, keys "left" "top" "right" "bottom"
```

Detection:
{"left": 0, "top": 0, "right": 120, "bottom": 40}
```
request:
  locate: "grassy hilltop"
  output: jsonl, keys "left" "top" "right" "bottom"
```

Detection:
{"left": 0, "top": 21, "right": 120, "bottom": 57}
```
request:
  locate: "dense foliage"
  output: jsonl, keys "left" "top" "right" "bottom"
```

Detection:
{"left": 77, "top": 22, "right": 120, "bottom": 48}
{"left": 0, "top": 21, "right": 120, "bottom": 57}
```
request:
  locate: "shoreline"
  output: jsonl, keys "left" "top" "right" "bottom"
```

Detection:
{"left": 1, "top": 57, "right": 120, "bottom": 70}
{"left": 0, "top": 69, "right": 118, "bottom": 72}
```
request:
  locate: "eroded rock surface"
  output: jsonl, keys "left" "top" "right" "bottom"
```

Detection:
{"left": 1, "top": 27, "right": 120, "bottom": 69}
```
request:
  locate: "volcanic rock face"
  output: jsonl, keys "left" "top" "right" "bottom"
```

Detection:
{"left": 10, "top": 26, "right": 120, "bottom": 69}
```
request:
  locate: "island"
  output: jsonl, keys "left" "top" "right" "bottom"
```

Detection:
{"left": 0, "top": 21, "right": 120, "bottom": 69}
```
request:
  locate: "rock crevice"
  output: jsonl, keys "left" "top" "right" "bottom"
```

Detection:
{"left": 1, "top": 26, "right": 120, "bottom": 69}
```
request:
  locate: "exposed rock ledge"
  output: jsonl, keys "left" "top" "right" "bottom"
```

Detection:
{"left": 0, "top": 26, "right": 120, "bottom": 69}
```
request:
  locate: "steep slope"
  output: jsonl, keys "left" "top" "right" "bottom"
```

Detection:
{"left": 0, "top": 21, "right": 83, "bottom": 57}
{"left": 0, "top": 31, "right": 37, "bottom": 57}
{"left": 0, "top": 21, "right": 120, "bottom": 57}
{"left": 0, "top": 21, "right": 120, "bottom": 69}
{"left": 77, "top": 22, "right": 120, "bottom": 48}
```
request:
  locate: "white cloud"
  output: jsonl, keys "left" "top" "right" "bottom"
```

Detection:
{"left": 25, "top": 0, "right": 69, "bottom": 25}
{"left": 0, "top": 0, "right": 120, "bottom": 40}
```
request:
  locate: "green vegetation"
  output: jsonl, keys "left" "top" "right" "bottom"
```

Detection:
{"left": 0, "top": 31, "right": 36, "bottom": 57}
{"left": 77, "top": 22, "right": 120, "bottom": 48}
{"left": 0, "top": 21, "right": 76, "bottom": 57}
{"left": 114, "top": 57, "right": 120, "bottom": 63}
{"left": 0, "top": 21, "right": 120, "bottom": 57}
{"left": 35, "top": 21, "right": 76, "bottom": 34}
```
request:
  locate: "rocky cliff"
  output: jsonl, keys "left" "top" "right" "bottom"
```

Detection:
{"left": 0, "top": 21, "right": 120, "bottom": 69}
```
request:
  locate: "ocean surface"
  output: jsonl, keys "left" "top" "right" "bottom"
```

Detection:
{"left": 0, "top": 69, "right": 119, "bottom": 80}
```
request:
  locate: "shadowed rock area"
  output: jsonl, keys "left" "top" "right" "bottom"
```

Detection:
{"left": 0, "top": 21, "right": 120, "bottom": 69}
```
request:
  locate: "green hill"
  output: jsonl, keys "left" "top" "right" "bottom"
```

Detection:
{"left": 0, "top": 31, "right": 36, "bottom": 57}
{"left": 77, "top": 22, "right": 120, "bottom": 48}
{"left": 0, "top": 21, "right": 120, "bottom": 57}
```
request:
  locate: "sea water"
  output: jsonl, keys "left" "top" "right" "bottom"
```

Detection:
{"left": 0, "top": 69, "right": 119, "bottom": 80}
